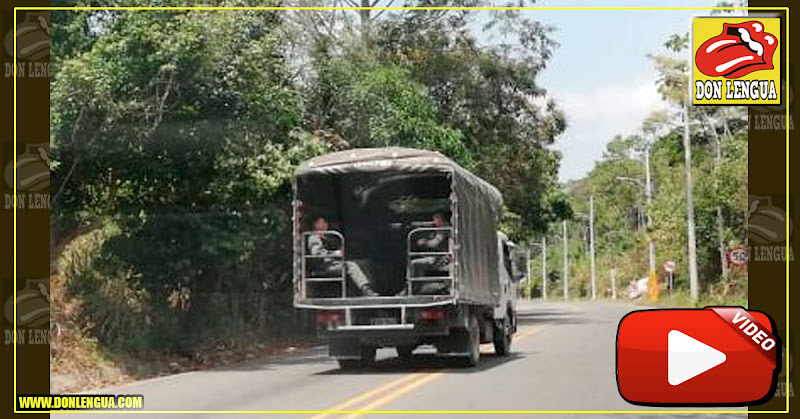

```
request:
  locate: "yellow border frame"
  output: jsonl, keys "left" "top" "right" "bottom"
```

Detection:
{"left": 12, "top": 5, "right": 790, "bottom": 415}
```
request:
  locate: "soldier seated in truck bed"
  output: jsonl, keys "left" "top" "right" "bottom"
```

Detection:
{"left": 307, "top": 216, "right": 378, "bottom": 297}
{"left": 408, "top": 212, "right": 453, "bottom": 295}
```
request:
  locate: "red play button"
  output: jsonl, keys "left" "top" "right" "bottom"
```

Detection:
{"left": 617, "top": 307, "right": 780, "bottom": 406}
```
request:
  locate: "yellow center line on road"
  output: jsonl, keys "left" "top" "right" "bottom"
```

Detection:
{"left": 515, "top": 324, "right": 549, "bottom": 340}
{"left": 306, "top": 372, "right": 426, "bottom": 419}
{"left": 307, "top": 323, "right": 550, "bottom": 418}
{"left": 339, "top": 372, "right": 444, "bottom": 419}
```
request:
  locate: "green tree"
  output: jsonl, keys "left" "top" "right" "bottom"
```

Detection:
{"left": 51, "top": 4, "right": 325, "bottom": 350}
{"left": 50, "top": 2, "right": 572, "bottom": 358}
{"left": 294, "top": 0, "right": 569, "bottom": 239}
{"left": 561, "top": 8, "right": 748, "bottom": 302}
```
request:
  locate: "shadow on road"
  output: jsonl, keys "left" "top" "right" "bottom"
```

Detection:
{"left": 216, "top": 346, "right": 333, "bottom": 372}
{"left": 515, "top": 309, "right": 593, "bottom": 326}
{"left": 316, "top": 350, "right": 529, "bottom": 376}
{"left": 217, "top": 344, "right": 533, "bottom": 376}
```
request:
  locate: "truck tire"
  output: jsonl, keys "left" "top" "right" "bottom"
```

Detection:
{"left": 336, "top": 345, "right": 376, "bottom": 370}
{"left": 337, "top": 358, "right": 362, "bottom": 370}
{"left": 493, "top": 315, "right": 512, "bottom": 356}
{"left": 396, "top": 345, "right": 415, "bottom": 359}
{"left": 361, "top": 345, "right": 377, "bottom": 366}
{"left": 459, "top": 314, "right": 481, "bottom": 367}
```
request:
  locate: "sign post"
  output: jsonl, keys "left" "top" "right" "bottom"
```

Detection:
{"left": 664, "top": 260, "right": 677, "bottom": 298}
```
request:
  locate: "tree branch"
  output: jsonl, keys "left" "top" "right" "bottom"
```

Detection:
{"left": 145, "top": 69, "right": 176, "bottom": 141}
{"left": 52, "top": 108, "right": 85, "bottom": 208}
{"left": 373, "top": 0, "right": 396, "bottom": 19}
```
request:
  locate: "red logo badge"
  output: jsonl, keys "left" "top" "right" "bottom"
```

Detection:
{"left": 695, "top": 21, "right": 778, "bottom": 78}
{"left": 617, "top": 307, "right": 780, "bottom": 406}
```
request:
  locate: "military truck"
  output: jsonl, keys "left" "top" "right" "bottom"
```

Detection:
{"left": 293, "top": 148, "right": 528, "bottom": 368}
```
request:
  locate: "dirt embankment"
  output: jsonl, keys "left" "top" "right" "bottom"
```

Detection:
{"left": 49, "top": 272, "right": 321, "bottom": 393}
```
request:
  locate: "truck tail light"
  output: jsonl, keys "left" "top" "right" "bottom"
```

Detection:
{"left": 419, "top": 308, "right": 445, "bottom": 321}
{"left": 317, "top": 311, "right": 344, "bottom": 325}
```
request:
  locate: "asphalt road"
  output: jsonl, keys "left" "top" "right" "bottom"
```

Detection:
{"left": 55, "top": 301, "right": 747, "bottom": 418}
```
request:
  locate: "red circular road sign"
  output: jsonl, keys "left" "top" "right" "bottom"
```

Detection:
{"left": 728, "top": 246, "right": 748, "bottom": 266}
{"left": 664, "top": 261, "right": 677, "bottom": 273}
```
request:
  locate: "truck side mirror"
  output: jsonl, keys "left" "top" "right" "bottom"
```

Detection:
{"left": 510, "top": 249, "right": 529, "bottom": 283}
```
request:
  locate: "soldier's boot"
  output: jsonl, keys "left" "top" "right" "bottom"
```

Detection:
{"left": 360, "top": 284, "right": 378, "bottom": 297}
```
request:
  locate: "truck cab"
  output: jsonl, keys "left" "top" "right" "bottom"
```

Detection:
{"left": 493, "top": 232, "right": 528, "bottom": 354}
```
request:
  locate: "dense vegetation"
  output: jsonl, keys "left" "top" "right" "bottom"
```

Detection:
{"left": 527, "top": 21, "right": 748, "bottom": 306}
{"left": 50, "top": 3, "right": 748, "bottom": 387}
{"left": 50, "top": 0, "right": 569, "bottom": 360}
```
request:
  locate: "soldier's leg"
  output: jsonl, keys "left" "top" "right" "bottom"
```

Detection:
{"left": 343, "top": 261, "right": 377, "bottom": 296}
{"left": 325, "top": 261, "right": 344, "bottom": 278}
{"left": 410, "top": 256, "right": 436, "bottom": 277}
{"left": 413, "top": 256, "right": 452, "bottom": 295}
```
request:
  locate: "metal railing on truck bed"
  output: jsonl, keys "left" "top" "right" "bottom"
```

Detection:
{"left": 302, "top": 231, "right": 346, "bottom": 299}
{"left": 299, "top": 227, "right": 455, "bottom": 302}
{"left": 406, "top": 227, "right": 454, "bottom": 296}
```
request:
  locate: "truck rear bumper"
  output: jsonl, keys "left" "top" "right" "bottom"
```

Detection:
{"left": 312, "top": 303, "right": 475, "bottom": 358}
{"left": 326, "top": 324, "right": 450, "bottom": 358}
{"left": 322, "top": 324, "right": 448, "bottom": 339}
{"left": 296, "top": 295, "right": 456, "bottom": 309}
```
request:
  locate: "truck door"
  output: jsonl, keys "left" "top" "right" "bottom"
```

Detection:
{"left": 494, "top": 235, "right": 514, "bottom": 320}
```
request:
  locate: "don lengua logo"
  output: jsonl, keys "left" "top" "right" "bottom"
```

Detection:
{"left": 3, "top": 142, "right": 50, "bottom": 210}
{"left": 4, "top": 279, "right": 51, "bottom": 345}
{"left": 747, "top": 195, "right": 794, "bottom": 263}
{"left": 748, "top": 195, "right": 791, "bottom": 244}
{"left": 4, "top": 278, "right": 49, "bottom": 328}
{"left": 3, "top": 11, "right": 50, "bottom": 78}
{"left": 4, "top": 142, "right": 50, "bottom": 192}
{"left": 696, "top": 21, "right": 777, "bottom": 78}
{"left": 4, "top": 11, "right": 49, "bottom": 60}
{"left": 692, "top": 17, "right": 782, "bottom": 106}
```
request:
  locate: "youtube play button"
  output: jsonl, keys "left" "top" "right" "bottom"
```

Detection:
{"left": 617, "top": 307, "right": 780, "bottom": 406}
{"left": 668, "top": 330, "right": 726, "bottom": 385}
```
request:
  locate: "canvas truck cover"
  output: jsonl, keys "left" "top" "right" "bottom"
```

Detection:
{"left": 294, "top": 148, "right": 504, "bottom": 306}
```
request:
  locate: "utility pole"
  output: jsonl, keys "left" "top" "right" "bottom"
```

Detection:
{"left": 358, "top": 0, "right": 372, "bottom": 47}
{"left": 589, "top": 196, "right": 597, "bottom": 300}
{"left": 644, "top": 144, "right": 656, "bottom": 277}
{"left": 617, "top": 162, "right": 656, "bottom": 287}
{"left": 611, "top": 268, "right": 618, "bottom": 300}
{"left": 563, "top": 220, "right": 569, "bottom": 301}
{"left": 683, "top": 101, "right": 700, "bottom": 301}
{"left": 709, "top": 116, "right": 728, "bottom": 279}
{"left": 542, "top": 237, "right": 548, "bottom": 300}
{"left": 644, "top": 142, "right": 659, "bottom": 302}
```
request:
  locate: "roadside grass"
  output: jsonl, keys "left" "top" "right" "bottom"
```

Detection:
{"left": 656, "top": 271, "right": 748, "bottom": 308}
{"left": 50, "top": 272, "right": 131, "bottom": 393}
{"left": 50, "top": 224, "right": 322, "bottom": 393}
{"left": 655, "top": 289, "right": 747, "bottom": 308}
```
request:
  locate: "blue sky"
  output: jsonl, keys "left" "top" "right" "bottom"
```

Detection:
{"left": 517, "top": 0, "right": 726, "bottom": 180}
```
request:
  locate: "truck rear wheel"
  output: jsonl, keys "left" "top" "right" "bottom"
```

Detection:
{"left": 396, "top": 345, "right": 415, "bottom": 359}
{"left": 336, "top": 345, "right": 376, "bottom": 370}
{"left": 493, "top": 315, "right": 512, "bottom": 356}
{"left": 360, "top": 345, "right": 376, "bottom": 366}
{"left": 337, "top": 358, "right": 362, "bottom": 370}
{"left": 459, "top": 314, "right": 481, "bottom": 367}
